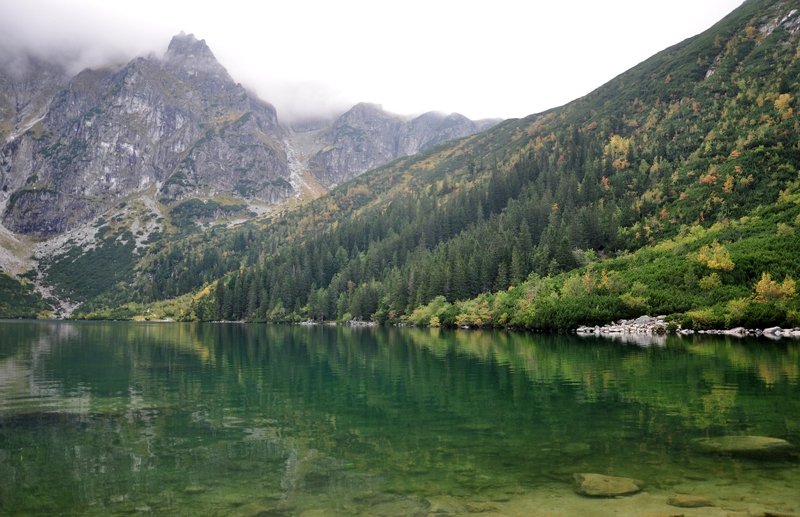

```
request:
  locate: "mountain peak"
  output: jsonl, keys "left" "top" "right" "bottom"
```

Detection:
{"left": 350, "top": 102, "right": 385, "bottom": 114}
{"left": 164, "top": 32, "right": 230, "bottom": 79}
{"left": 166, "top": 32, "right": 204, "bottom": 55}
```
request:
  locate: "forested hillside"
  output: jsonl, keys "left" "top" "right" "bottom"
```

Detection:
{"left": 72, "top": 0, "right": 800, "bottom": 329}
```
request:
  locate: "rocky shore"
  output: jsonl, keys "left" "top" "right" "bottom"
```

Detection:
{"left": 576, "top": 315, "right": 800, "bottom": 340}
{"left": 298, "top": 318, "right": 378, "bottom": 327}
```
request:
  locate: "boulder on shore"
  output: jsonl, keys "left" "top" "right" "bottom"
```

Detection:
{"left": 572, "top": 473, "right": 644, "bottom": 497}
{"left": 692, "top": 436, "right": 796, "bottom": 460}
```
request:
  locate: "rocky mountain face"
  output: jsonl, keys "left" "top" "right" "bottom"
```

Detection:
{"left": 0, "top": 33, "right": 291, "bottom": 236}
{"left": 305, "top": 103, "right": 500, "bottom": 186}
{"left": 0, "top": 33, "right": 499, "bottom": 238}
{"left": 0, "top": 55, "right": 70, "bottom": 141}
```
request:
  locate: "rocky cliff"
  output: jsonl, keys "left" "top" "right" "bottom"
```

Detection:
{"left": 0, "top": 33, "right": 292, "bottom": 236}
{"left": 306, "top": 103, "right": 500, "bottom": 186}
{"left": 0, "top": 55, "right": 70, "bottom": 142}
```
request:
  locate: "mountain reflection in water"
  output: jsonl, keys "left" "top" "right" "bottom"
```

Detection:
{"left": 0, "top": 321, "right": 798, "bottom": 516}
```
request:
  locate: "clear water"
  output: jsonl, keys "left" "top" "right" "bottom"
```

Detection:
{"left": 0, "top": 321, "right": 798, "bottom": 516}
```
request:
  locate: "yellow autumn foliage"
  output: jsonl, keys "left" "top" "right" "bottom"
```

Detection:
{"left": 752, "top": 273, "right": 796, "bottom": 303}
{"left": 774, "top": 93, "right": 792, "bottom": 112}
{"left": 690, "top": 240, "right": 735, "bottom": 272}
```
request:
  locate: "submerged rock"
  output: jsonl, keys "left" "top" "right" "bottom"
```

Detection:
{"left": 424, "top": 496, "right": 464, "bottom": 514}
{"left": 572, "top": 473, "right": 644, "bottom": 497}
{"left": 464, "top": 501, "right": 497, "bottom": 512}
{"left": 666, "top": 494, "right": 714, "bottom": 507}
{"left": 637, "top": 513, "right": 685, "bottom": 517}
{"left": 561, "top": 442, "right": 592, "bottom": 456}
{"left": 691, "top": 436, "right": 796, "bottom": 459}
{"left": 368, "top": 496, "right": 427, "bottom": 516}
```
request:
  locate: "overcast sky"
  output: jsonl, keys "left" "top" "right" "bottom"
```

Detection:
{"left": 0, "top": 0, "right": 745, "bottom": 124}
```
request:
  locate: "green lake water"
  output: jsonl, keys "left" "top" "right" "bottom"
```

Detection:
{"left": 0, "top": 321, "right": 798, "bottom": 516}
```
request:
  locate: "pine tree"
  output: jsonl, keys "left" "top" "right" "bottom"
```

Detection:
{"left": 510, "top": 246, "right": 526, "bottom": 286}
{"left": 232, "top": 275, "right": 243, "bottom": 320}
{"left": 247, "top": 282, "right": 259, "bottom": 320}
{"left": 494, "top": 262, "right": 509, "bottom": 292}
{"left": 215, "top": 280, "right": 226, "bottom": 319}
{"left": 467, "top": 255, "right": 480, "bottom": 298}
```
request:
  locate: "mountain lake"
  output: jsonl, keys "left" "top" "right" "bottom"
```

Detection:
{"left": 0, "top": 321, "right": 798, "bottom": 516}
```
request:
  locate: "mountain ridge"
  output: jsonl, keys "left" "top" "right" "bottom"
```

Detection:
{"left": 306, "top": 102, "right": 501, "bottom": 187}
{"left": 0, "top": 34, "right": 498, "bottom": 238}
{"left": 6, "top": 0, "right": 800, "bottom": 329}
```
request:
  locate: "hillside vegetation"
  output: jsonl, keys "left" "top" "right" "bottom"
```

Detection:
{"left": 0, "top": 270, "right": 52, "bottom": 319}
{"left": 67, "top": 0, "right": 800, "bottom": 329}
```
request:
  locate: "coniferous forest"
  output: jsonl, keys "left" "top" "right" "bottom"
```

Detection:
{"left": 13, "top": 0, "right": 800, "bottom": 329}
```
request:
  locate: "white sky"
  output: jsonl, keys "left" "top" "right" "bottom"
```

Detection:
{"left": 0, "top": 0, "right": 745, "bottom": 124}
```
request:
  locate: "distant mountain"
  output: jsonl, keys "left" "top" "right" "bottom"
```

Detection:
{"left": 302, "top": 103, "right": 501, "bottom": 186}
{"left": 0, "top": 34, "right": 498, "bottom": 239}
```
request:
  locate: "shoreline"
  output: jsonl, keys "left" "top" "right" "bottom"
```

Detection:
{"left": 8, "top": 315, "right": 800, "bottom": 340}
{"left": 576, "top": 315, "right": 800, "bottom": 340}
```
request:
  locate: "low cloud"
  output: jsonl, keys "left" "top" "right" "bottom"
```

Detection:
{"left": 0, "top": 1, "right": 356, "bottom": 127}
{"left": 242, "top": 79, "right": 355, "bottom": 127}
{"left": 0, "top": 1, "right": 166, "bottom": 77}
{"left": 1, "top": 0, "right": 747, "bottom": 123}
